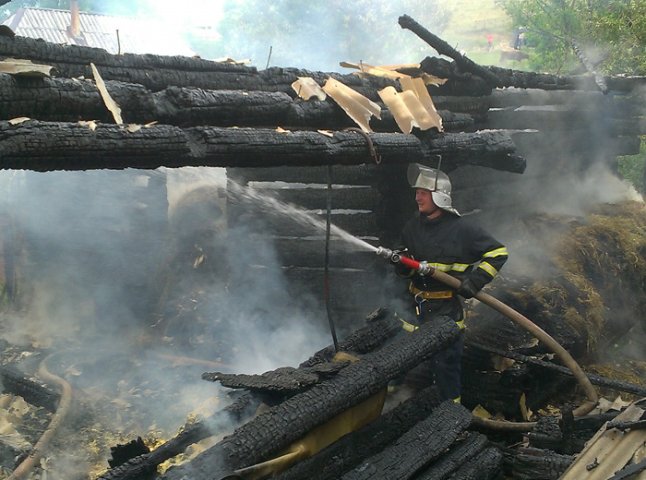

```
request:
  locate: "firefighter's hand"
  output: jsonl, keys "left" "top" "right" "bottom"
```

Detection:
{"left": 457, "top": 278, "right": 479, "bottom": 299}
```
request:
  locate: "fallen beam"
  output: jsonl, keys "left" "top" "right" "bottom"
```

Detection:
{"left": 469, "top": 341, "right": 646, "bottom": 397}
{"left": 274, "top": 386, "right": 445, "bottom": 480}
{"left": 159, "top": 319, "right": 462, "bottom": 480}
{"left": 0, "top": 121, "right": 525, "bottom": 173}
{"left": 340, "top": 400, "right": 473, "bottom": 480}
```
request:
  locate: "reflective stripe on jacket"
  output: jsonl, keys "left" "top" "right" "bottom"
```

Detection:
{"left": 400, "top": 212, "right": 508, "bottom": 293}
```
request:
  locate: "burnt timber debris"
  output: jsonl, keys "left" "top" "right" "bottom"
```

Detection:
{"left": 0, "top": 11, "right": 645, "bottom": 480}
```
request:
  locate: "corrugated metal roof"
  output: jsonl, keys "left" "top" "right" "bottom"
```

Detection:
{"left": 2, "top": 7, "right": 195, "bottom": 56}
{"left": 560, "top": 400, "right": 646, "bottom": 480}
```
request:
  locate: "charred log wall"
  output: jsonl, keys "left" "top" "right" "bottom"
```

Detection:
{"left": 1, "top": 31, "right": 644, "bottom": 361}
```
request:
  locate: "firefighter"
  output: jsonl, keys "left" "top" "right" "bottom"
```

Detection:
{"left": 396, "top": 163, "right": 508, "bottom": 403}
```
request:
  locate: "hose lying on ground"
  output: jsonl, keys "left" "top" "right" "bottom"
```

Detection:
{"left": 8, "top": 354, "right": 73, "bottom": 480}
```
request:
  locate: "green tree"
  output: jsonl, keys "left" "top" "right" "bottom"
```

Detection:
{"left": 498, "top": 0, "right": 646, "bottom": 75}
{"left": 211, "top": 0, "right": 450, "bottom": 71}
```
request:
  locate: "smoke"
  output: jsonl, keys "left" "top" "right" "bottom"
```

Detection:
{"left": 0, "top": 166, "right": 334, "bottom": 476}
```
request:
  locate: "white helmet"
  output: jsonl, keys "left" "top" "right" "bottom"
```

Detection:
{"left": 407, "top": 163, "right": 460, "bottom": 216}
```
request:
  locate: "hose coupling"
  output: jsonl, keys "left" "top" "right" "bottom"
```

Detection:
{"left": 417, "top": 261, "right": 434, "bottom": 276}
{"left": 375, "top": 246, "right": 394, "bottom": 260}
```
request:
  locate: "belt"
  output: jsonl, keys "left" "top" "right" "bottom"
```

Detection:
{"left": 409, "top": 283, "right": 454, "bottom": 300}
{"left": 397, "top": 315, "right": 465, "bottom": 332}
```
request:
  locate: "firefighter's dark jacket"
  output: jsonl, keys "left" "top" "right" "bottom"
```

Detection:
{"left": 399, "top": 212, "right": 508, "bottom": 292}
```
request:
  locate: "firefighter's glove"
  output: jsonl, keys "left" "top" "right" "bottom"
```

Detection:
{"left": 457, "top": 278, "right": 479, "bottom": 299}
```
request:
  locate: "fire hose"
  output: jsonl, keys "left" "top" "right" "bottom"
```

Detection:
{"left": 375, "top": 247, "right": 599, "bottom": 431}
{"left": 8, "top": 354, "right": 73, "bottom": 479}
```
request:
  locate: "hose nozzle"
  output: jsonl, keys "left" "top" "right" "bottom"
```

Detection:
{"left": 375, "top": 246, "right": 394, "bottom": 260}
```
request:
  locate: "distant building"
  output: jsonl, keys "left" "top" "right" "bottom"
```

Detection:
{"left": 2, "top": 5, "right": 196, "bottom": 56}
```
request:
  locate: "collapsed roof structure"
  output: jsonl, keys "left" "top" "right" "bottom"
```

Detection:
{"left": 0, "top": 7, "right": 645, "bottom": 480}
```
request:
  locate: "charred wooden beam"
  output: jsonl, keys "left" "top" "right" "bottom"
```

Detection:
{"left": 398, "top": 15, "right": 501, "bottom": 89}
{"left": 340, "top": 400, "right": 473, "bottom": 480}
{"left": 0, "top": 75, "right": 473, "bottom": 132}
{"left": 414, "top": 432, "right": 491, "bottom": 479}
{"left": 0, "top": 364, "right": 60, "bottom": 412}
{"left": 469, "top": 341, "right": 646, "bottom": 397}
{"left": 300, "top": 309, "right": 402, "bottom": 367}
{"left": 2, "top": 34, "right": 643, "bottom": 98}
{"left": 0, "top": 36, "right": 386, "bottom": 98}
{"left": 504, "top": 446, "right": 573, "bottom": 480}
{"left": 202, "top": 363, "right": 347, "bottom": 395}
{"left": 420, "top": 56, "right": 646, "bottom": 94}
{"left": 433, "top": 447, "right": 503, "bottom": 480}
{"left": 97, "top": 392, "right": 259, "bottom": 480}
{"left": 275, "top": 386, "right": 444, "bottom": 480}
{"left": 0, "top": 35, "right": 495, "bottom": 98}
{"left": 160, "top": 320, "right": 462, "bottom": 480}
{"left": 0, "top": 121, "right": 525, "bottom": 172}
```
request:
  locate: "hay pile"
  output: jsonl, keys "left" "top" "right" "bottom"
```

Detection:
{"left": 468, "top": 201, "right": 646, "bottom": 359}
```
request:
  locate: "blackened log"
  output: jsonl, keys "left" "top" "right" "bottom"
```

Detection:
{"left": 440, "top": 447, "right": 503, "bottom": 480}
{"left": 0, "top": 364, "right": 59, "bottom": 412}
{"left": 505, "top": 447, "right": 573, "bottom": 480}
{"left": 3, "top": 35, "right": 643, "bottom": 96}
{"left": 398, "top": 15, "right": 501, "bottom": 89}
{"left": 275, "top": 386, "right": 444, "bottom": 480}
{"left": 418, "top": 130, "right": 525, "bottom": 173}
{"left": 0, "top": 75, "right": 472, "bottom": 132}
{"left": 414, "top": 432, "right": 491, "bottom": 480}
{"left": 0, "top": 36, "right": 387, "bottom": 97}
{"left": 107, "top": 437, "right": 150, "bottom": 469}
{"left": 202, "top": 363, "right": 347, "bottom": 395}
{"left": 492, "top": 66, "right": 646, "bottom": 93}
{"left": 420, "top": 56, "right": 646, "bottom": 93}
{"left": 160, "top": 320, "right": 461, "bottom": 480}
{"left": 469, "top": 341, "right": 646, "bottom": 397}
{"left": 340, "top": 400, "right": 472, "bottom": 480}
{"left": 0, "top": 121, "right": 524, "bottom": 172}
{"left": 433, "top": 95, "right": 491, "bottom": 115}
{"left": 300, "top": 309, "right": 401, "bottom": 367}
{"left": 97, "top": 392, "right": 259, "bottom": 480}
{"left": 0, "top": 35, "right": 491, "bottom": 97}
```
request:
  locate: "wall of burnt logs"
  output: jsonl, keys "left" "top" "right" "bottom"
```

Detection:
{"left": 0, "top": 31, "right": 644, "bottom": 360}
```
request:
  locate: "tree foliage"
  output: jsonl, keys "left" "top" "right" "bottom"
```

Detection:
{"left": 498, "top": 0, "right": 646, "bottom": 75}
